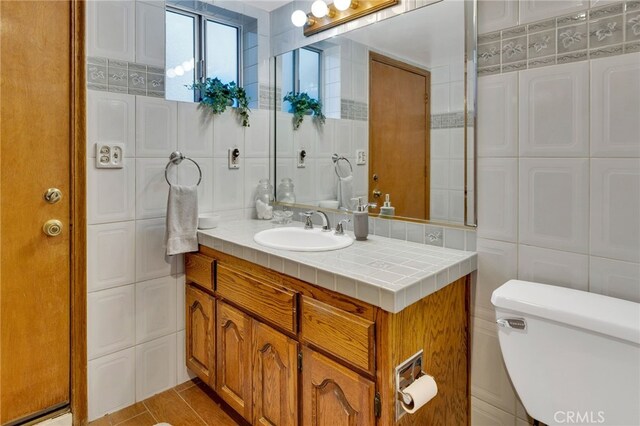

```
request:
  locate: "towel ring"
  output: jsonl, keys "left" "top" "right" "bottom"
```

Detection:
{"left": 165, "top": 151, "right": 202, "bottom": 186}
{"left": 332, "top": 153, "right": 353, "bottom": 179}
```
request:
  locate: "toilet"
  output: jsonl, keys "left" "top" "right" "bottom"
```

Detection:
{"left": 491, "top": 280, "right": 640, "bottom": 426}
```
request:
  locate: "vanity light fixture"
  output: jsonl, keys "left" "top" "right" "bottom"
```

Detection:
{"left": 291, "top": 0, "right": 398, "bottom": 36}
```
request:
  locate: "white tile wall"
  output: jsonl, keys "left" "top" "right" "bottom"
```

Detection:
{"left": 87, "top": 92, "right": 136, "bottom": 158}
{"left": 87, "top": 0, "right": 135, "bottom": 62}
{"left": 87, "top": 1, "right": 272, "bottom": 419}
{"left": 87, "top": 221, "right": 136, "bottom": 292}
{"left": 590, "top": 53, "right": 640, "bottom": 157}
{"left": 519, "top": 63, "right": 589, "bottom": 158}
{"left": 88, "top": 348, "right": 136, "bottom": 421}
{"left": 475, "top": 5, "right": 640, "bottom": 419}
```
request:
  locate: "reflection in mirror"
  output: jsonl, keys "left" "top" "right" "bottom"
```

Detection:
{"left": 274, "top": 0, "right": 476, "bottom": 226}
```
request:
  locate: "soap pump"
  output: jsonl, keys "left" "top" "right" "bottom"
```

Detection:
{"left": 379, "top": 194, "right": 395, "bottom": 217}
{"left": 351, "top": 197, "right": 376, "bottom": 241}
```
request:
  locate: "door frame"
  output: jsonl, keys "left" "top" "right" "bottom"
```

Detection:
{"left": 70, "top": 0, "right": 87, "bottom": 424}
{"left": 368, "top": 51, "right": 431, "bottom": 219}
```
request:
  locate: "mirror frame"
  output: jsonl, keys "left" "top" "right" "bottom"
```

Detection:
{"left": 270, "top": 0, "right": 478, "bottom": 228}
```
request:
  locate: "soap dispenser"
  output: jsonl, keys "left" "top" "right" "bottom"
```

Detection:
{"left": 351, "top": 197, "right": 375, "bottom": 241}
{"left": 379, "top": 194, "right": 395, "bottom": 217}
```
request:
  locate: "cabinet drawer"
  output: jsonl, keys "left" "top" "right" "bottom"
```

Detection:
{"left": 186, "top": 253, "right": 214, "bottom": 291}
{"left": 300, "top": 296, "right": 375, "bottom": 374}
{"left": 217, "top": 265, "right": 297, "bottom": 334}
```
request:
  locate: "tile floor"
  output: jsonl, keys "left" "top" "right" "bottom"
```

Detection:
{"left": 88, "top": 380, "right": 244, "bottom": 426}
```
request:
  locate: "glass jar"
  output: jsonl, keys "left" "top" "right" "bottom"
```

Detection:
{"left": 254, "top": 179, "right": 274, "bottom": 220}
{"left": 276, "top": 178, "right": 296, "bottom": 204}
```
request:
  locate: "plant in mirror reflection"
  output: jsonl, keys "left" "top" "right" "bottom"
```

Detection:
{"left": 283, "top": 91, "right": 326, "bottom": 130}
{"left": 188, "top": 77, "right": 251, "bottom": 127}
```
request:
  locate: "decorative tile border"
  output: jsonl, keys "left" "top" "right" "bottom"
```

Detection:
{"left": 87, "top": 57, "right": 165, "bottom": 98}
{"left": 478, "top": 0, "right": 640, "bottom": 76}
{"left": 340, "top": 99, "right": 368, "bottom": 121}
{"left": 431, "top": 111, "right": 465, "bottom": 129}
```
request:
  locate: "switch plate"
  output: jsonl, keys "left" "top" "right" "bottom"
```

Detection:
{"left": 297, "top": 149, "right": 307, "bottom": 168}
{"left": 356, "top": 150, "right": 366, "bottom": 165}
{"left": 95, "top": 143, "right": 125, "bottom": 168}
{"left": 228, "top": 147, "right": 240, "bottom": 169}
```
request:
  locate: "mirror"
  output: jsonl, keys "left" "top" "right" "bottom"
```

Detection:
{"left": 273, "top": 0, "right": 477, "bottom": 226}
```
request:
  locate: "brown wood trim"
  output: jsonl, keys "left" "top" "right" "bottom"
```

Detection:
{"left": 70, "top": 0, "right": 87, "bottom": 424}
{"left": 369, "top": 51, "right": 430, "bottom": 78}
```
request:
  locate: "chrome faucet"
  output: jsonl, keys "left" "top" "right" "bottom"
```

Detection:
{"left": 300, "top": 210, "right": 331, "bottom": 232}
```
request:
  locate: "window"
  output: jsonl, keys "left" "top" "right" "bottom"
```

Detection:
{"left": 165, "top": 7, "right": 240, "bottom": 102}
{"left": 281, "top": 47, "right": 321, "bottom": 111}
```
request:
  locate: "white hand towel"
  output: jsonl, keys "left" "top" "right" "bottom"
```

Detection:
{"left": 165, "top": 185, "right": 199, "bottom": 256}
{"left": 338, "top": 175, "right": 353, "bottom": 210}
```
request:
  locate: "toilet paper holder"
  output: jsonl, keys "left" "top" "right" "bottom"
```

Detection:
{"left": 395, "top": 349, "right": 432, "bottom": 420}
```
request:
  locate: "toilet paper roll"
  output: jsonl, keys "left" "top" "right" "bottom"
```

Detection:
{"left": 400, "top": 375, "right": 438, "bottom": 414}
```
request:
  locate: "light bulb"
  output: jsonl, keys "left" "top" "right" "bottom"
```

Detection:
{"left": 311, "top": 0, "right": 328, "bottom": 18}
{"left": 291, "top": 9, "right": 308, "bottom": 27}
{"left": 334, "top": 0, "right": 351, "bottom": 11}
{"left": 174, "top": 66, "right": 184, "bottom": 76}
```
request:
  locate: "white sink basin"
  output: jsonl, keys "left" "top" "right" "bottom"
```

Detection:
{"left": 254, "top": 227, "right": 354, "bottom": 252}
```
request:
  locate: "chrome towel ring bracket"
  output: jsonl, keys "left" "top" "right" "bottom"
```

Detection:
{"left": 165, "top": 151, "right": 202, "bottom": 186}
{"left": 332, "top": 153, "right": 353, "bottom": 179}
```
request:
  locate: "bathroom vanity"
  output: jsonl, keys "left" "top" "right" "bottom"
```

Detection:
{"left": 184, "top": 220, "right": 476, "bottom": 425}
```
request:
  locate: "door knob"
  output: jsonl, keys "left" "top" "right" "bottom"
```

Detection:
{"left": 372, "top": 190, "right": 382, "bottom": 198}
{"left": 44, "top": 188, "right": 62, "bottom": 204}
{"left": 43, "top": 220, "right": 63, "bottom": 237}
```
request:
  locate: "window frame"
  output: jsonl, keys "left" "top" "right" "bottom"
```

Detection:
{"left": 166, "top": 5, "right": 243, "bottom": 102}
{"left": 293, "top": 46, "right": 322, "bottom": 100}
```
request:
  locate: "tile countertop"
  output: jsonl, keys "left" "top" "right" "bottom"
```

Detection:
{"left": 197, "top": 219, "right": 477, "bottom": 314}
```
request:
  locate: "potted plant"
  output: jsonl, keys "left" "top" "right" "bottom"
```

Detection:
{"left": 189, "top": 77, "right": 251, "bottom": 127}
{"left": 283, "top": 91, "right": 326, "bottom": 130}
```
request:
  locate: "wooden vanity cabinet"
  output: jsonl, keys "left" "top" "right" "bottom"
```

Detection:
{"left": 184, "top": 249, "right": 470, "bottom": 425}
{"left": 185, "top": 284, "right": 215, "bottom": 387}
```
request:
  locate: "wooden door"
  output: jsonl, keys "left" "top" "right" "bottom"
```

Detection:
{"left": 216, "top": 301, "right": 252, "bottom": 422}
{"left": 369, "top": 52, "right": 430, "bottom": 220}
{"left": 252, "top": 321, "right": 298, "bottom": 426}
{"left": 1, "top": 1, "right": 85, "bottom": 424}
{"left": 186, "top": 285, "right": 216, "bottom": 386}
{"left": 301, "top": 347, "right": 375, "bottom": 426}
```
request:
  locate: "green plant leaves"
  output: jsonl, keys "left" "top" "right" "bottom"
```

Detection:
{"left": 283, "top": 91, "right": 326, "bottom": 130}
{"left": 188, "top": 77, "right": 251, "bottom": 127}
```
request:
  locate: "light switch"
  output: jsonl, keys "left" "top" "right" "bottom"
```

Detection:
{"left": 95, "top": 143, "right": 125, "bottom": 168}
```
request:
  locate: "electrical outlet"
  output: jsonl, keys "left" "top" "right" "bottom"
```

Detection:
{"left": 228, "top": 147, "right": 240, "bottom": 169}
{"left": 356, "top": 149, "right": 366, "bottom": 165}
{"left": 95, "top": 143, "right": 125, "bottom": 168}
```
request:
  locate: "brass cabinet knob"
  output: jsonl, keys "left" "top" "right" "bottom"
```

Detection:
{"left": 44, "top": 188, "right": 62, "bottom": 204}
{"left": 372, "top": 190, "right": 382, "bottom": 198}
{"left": 43, "top": 219, "right": 63, "bottom": 237}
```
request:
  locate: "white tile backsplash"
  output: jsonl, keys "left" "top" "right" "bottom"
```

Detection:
{"left": 518, "top": 245, "right": 589, "bottom": 291}
{"left": 477, "top": 158, "right": 518, "bottom": 242}
{"left": 136, "top": 96, "right": 178, "bottom": 157}
{"left": 589, "top": 257, "right": 640, "bottom": 303}
{"left": 135, "top": 1, "right": 165, "bottom": 67}
{"left": 135, "top": 218, "right": 176, "bottom": 281}
{"left": 135, "top": 158, "right": 173, "bottom": 219}
{"left": 177, "top": 102, "right": 215, "bottom": 157}
{"left": 477, "top": 73, "right": 518, "bottom": 158}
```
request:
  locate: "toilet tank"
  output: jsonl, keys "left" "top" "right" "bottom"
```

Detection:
{"left": 491, "top": 280, "right": 640, "bottom": 426}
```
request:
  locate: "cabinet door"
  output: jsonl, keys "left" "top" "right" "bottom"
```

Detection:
{"left": 302, "top": 347, "right": 375, "bottom": 426}
{"left": 253, "top": 321, "right": 299, "bottom": 426}
{"left": 186, "top": 284, "right": 215, "bottom": 387}
{"left": 217, "top": 301, "right": 252, "bottom": 421}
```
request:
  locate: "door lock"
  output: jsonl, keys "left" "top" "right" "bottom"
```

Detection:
{"left": 373, "top": 190, "right": 382, "bottom": 198}
{"left": 44, "top": 188, "right": 62, "bottom": 204}
{"left": 43, "top": 220, "right": 63, "bottom": 237}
